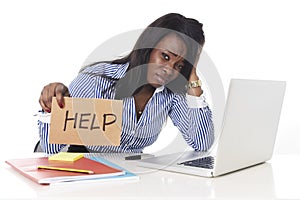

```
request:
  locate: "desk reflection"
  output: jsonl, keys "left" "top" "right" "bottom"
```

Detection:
{"left": 133, "top": 162, "right": 276, "bottom": 199}
{"left": 210, "top": 163, "right": 275, "bottom": 198}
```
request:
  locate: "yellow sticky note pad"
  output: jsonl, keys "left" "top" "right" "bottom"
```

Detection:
{"left": 48, "top": 152, "right": 84, "bottom": 162}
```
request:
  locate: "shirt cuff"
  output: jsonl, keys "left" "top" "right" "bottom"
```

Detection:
{"left": 186, "top": 93, "right": 209, "bottom": 108}
{"left": 34, "top": 110, "right": 51, "bottom": 123}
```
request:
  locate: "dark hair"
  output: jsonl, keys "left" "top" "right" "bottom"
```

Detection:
{"left": 87, "top": 13, "right": 205, "bottom": 99}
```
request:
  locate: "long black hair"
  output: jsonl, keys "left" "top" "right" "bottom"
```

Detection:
{"left": 85, "top": 13, "right": 205, "bottom": 99}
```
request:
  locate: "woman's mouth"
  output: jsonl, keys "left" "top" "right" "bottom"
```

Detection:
{"left": 154, "top": 73, "right": 168, "bottom": 85}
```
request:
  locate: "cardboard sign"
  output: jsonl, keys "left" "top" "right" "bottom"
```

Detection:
{"left": 49, "top": 97, "right": 123, "bottom": 146}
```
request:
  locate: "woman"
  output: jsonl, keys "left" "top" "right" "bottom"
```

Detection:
{"left": 38, "top": 13, "right": 214, "bottom": 154}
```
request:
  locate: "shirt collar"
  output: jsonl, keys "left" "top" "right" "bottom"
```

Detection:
{"left": 154, "top": 85, "right": 165, "bottom": 94}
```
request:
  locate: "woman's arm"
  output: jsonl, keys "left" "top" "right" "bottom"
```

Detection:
{"left": 37, "top": 73, "right": 97, "bottom": 154}
{"left": 37, "top": 63, "right": 123, "bottom": 154}
{"left": 169, "top": 92, "right": 214, "bottom": 151}
{"left": 170, "top": 51, "right": 214, "bottom": 151}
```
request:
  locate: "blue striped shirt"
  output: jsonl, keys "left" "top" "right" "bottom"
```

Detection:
{"left": 38, "top": 62, "right": 214, "bottom": 154}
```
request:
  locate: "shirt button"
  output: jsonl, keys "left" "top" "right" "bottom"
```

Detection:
{"left": 131, "top": 131, "right": 135, "bottom": 134}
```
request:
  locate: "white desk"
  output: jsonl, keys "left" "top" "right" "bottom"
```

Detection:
{"left": 1, "top": 154, "right": 300, "bottom": 199}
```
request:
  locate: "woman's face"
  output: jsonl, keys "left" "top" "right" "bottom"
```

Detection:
{"left": 147, "top": 33, "right": 187, "bottom": 88}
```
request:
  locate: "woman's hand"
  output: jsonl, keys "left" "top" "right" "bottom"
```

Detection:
{"left": 39, "top": 82, "right": 70, "bottom": 113}
{"left": 187, "top": 51, "right": 203, "bottom": 96}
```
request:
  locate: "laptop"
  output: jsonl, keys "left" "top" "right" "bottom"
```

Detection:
{"left": 138, "top": 79, "right": 286, "bottom": 177}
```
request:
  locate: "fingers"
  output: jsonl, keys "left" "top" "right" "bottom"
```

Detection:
{"left": 39, "top": 82, "right": 69, "bottom": 113}
{"left": 193, "top": 48, "right": 201, "bottom": 68}
{"left": 39, "top": 83, "right": 55, "bottom": 113}
{"left": 55, "top": 84, "right": 70, "bottom": 109}
{"left": 39, "top": 95, "right": 51, "bottom": 113}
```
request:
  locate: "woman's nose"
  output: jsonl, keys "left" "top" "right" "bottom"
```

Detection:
{"left": 162, "top": 63, "right": 175, "bottom": 75}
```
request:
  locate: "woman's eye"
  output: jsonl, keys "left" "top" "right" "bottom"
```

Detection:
{"left": 162, "top": 53, "right": 170, "bottom": 61}
{"left": 175, "top": 63, "right": 184, "bottom": 70}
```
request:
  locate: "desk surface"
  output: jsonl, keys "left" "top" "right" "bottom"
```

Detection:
{"left": 1, "top": 154, "right": 300, "bottom": 199}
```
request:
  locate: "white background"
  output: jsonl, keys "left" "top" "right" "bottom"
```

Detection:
{"left": 0, "top": 0, "right": 299, "bottom": 158}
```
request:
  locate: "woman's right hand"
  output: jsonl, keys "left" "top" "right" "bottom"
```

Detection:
{"left": 39, "top": 82, "right": 70, "bottom": 113}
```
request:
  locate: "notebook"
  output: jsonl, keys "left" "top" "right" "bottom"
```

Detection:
{"left": 55, "top": 156, "right": 140, "bottom": 185}
{"left": 5, "top": 156, "right": 125, "bottom": 185}
{"left": 138, "top": 79, "right": 286, "bottom": 177}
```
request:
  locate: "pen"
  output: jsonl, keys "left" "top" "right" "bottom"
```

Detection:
{"left": 125, "top": 155, "right": 142, "bottom": 160}
{"left": 37, "top": 165, "right": 94, "bottom": 174}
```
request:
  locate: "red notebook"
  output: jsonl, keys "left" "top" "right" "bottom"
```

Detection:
{"left": 5, "top": 157, "right": 124, "bottom": 185}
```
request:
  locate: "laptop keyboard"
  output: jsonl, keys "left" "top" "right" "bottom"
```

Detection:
{"left": 178, "top": 156, "right": 214, "bottom": 169}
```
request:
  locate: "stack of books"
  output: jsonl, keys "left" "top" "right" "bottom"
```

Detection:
{"left": 5, "top": 152, "right": 139, "bottom": 185}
